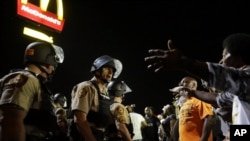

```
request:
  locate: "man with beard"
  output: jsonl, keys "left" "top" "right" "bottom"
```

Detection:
{"left": 69, "top": 55, "right": 122, "bottom": 141}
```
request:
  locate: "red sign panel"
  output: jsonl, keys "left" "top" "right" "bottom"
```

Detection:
{"left": 17, "top": 0, "right": 65, "bottom": 32}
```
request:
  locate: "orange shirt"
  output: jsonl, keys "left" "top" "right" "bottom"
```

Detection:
{"left": 179, "top": 97, "right": 213, "bottom": 141}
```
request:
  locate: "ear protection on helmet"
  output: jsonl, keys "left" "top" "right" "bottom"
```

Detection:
{"left": 24, "top": 41, "right": 64, "bottom": 66}
{"left": 53, "top": 93, "right": 67, "bottom": 108}
{"left": 107, "top": 80, "right": 132, "bottom": 97}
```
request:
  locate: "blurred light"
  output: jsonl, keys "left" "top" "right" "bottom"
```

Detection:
{"left": 18, "top": 0, "right": 65, "bottom": 31}
{"left": 21, "top": 0, "right": 28, "bottom": 4}
{"left": 40, "top": 0, "right": 49, "bottom": 11}
{"left": 39, "top": 0, "right": 64, "bottom": 20}
{"left": 23, "top": 27, "right": 54, "bottom": 43}
{"left": 56, "top": 0, "right": 64, "bottom": 20}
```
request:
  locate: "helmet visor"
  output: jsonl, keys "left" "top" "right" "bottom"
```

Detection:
{"left": 113, "top": 59, "right": 122, "bottom": 78}
{"left": 52, "top": 44, "right": 64, "bottom": 63}
{"left": 124, "top": 83, "right": 132, "bottom": 94}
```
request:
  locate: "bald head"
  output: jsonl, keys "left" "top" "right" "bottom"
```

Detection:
{"left": 179, "top": 76, "right": 197, "bottom": 90}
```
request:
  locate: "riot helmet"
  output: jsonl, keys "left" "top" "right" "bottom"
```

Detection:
{"left": 107, "top": 80, "right": 132, "bottom": 97}
{"left": 90, "top": 55, "right": 122, "bottom": 78}
{"left": 53, "top": 93, "right": 67, "bottom": 108}
{"left": 24, "top": 41, "right": 64, "bottom": 67}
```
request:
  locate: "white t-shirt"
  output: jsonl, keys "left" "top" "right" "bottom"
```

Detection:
{"left": 232, "top": 96, "right": 250, "bottom": 124}
{"left": 129, "top": 112, "right": 146, "bottom": 140}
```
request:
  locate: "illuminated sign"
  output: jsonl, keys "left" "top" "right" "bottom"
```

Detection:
{"left": 23, "top": 27, "right": 54, "bottom": 43}
{"left": 17, "top": 0, "right": 65, "bottom": 32}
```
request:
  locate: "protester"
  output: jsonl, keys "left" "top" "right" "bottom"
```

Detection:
{"left": 126, "top": 104, "right": 147, "bottom": 141}
{"left": 170, "top": 76, "right": 214, "bottom": 141}
{"left": 144, "top": 33, "right": 250, "bottom": 125}
{"left": 142, "top": 106, "right": 161, "bottom": 141}
{"left": 159, "top": 104, "right": 176, "bottom": 141}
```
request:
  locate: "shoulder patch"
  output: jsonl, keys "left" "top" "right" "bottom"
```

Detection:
{"left": 115, "top": 105, "right": 125, "bottom": 115}
{"left": 77, "top": 88, "right": 87, "bottom": 98}
{"left": 5, "top": 74, "right": 29, "bottom": 88}
{"left": 117, "top": 115, "right": 127, "bottom": 123}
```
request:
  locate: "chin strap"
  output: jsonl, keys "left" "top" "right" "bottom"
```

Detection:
{"left": 94, "top": 70, "right": 111, "bottom": 84}
{"left": 34, "top": 64, "right": 54, "bottom": 82}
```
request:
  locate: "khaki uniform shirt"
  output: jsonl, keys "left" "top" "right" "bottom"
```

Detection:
{"left": 0, "top": 71, "right": 41, "bottom": 111}
{"left": 71, "top": 81, "right": 99, "bottom": 113}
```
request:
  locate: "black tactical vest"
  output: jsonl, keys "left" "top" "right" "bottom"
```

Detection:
{"left": 21, "top": 70, "right": 57, "bottom": 131}
{"left": 87, "top": 81, "right": 114, "bottom": 128}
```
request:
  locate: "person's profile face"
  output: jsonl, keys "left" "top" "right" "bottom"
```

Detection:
{"left": 219, "top": 48, "right": 239, "bottom": 68}
{"left": 100, "top": 67, "right": 114, "bottom": 82}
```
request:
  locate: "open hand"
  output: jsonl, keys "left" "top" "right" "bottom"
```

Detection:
{"left": 144, "top": 40, "right": 183, "bottom": 72}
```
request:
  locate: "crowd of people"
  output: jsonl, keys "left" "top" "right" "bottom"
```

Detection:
{"left": 0, "top": 32, "right": 250, "bottom": 141}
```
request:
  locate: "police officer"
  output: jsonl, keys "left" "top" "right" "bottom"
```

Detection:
{"left": 70, "top": 55, "right": 122, "bottom": 141}
{"left": 106, "top": 80, "right": 133, "bottom": 141}
{"left": 53, "top": 93, "right": 68, "bottom": 109}
{"left": 53, "top": 93, "right": 70, "bottom": 141}
{"left": 0, "top": 41, "right": 64, "bottom": 141}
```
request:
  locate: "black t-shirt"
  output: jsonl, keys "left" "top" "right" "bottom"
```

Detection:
{"left": 161, "top": 114, "right": 176, "bottom": 137}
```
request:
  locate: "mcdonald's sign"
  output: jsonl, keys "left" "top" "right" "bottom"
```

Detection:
{"left": 17, "top": 0, "right": 65, "bottom": 32}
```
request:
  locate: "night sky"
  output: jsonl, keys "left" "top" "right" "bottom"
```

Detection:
{"left": 1, "top": 1, "right": 250, "bottom": 115}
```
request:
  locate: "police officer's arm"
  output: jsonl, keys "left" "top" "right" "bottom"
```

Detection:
{"left": 0, "top": 107, "right": 27, "bottom": 141}
{"left": 74, "top": 110, "right": 97, "bottom": 141}
{"left": 71, "top": 82, "right": 98, "bottom": 141}
{"left": 0, "top": 72, "right": 39, "bottom": 141}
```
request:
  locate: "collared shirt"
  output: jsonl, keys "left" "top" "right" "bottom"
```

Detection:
{"left": 207, "top": 63, "right": 250, "bottom": 124}
{"left": 0, "top": 70, "right": 41, "bottom": 111}
{"left": 71, "top": 81, "right": 99, "bottom": 113}
{"left": 207, "top": 63, "right": 250, "bottom": 101}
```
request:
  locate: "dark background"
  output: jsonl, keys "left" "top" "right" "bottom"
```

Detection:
{"left": 1, "top": 1, "right": 250, "bottom": 115}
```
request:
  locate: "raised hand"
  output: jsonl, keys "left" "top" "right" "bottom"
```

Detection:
{"left": 144, "top": 39, "right": 183, "bottom": 72}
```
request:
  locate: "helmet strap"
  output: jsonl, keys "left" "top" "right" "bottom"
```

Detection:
{"left": 34, "top": 64, "right": 53, "bottom": 82}
{"left": 94, "top": 69, "right": 110, "bottom": 84}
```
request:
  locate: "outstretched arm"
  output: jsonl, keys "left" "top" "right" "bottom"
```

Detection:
{"left": 170, "top": 86, "right": 218, "bottom": 107}
{"left": 191, "top": 90, "right": 219, "bottom": 107}
{"left": 145, "top": 40, "right": 210, "bottom": 81}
